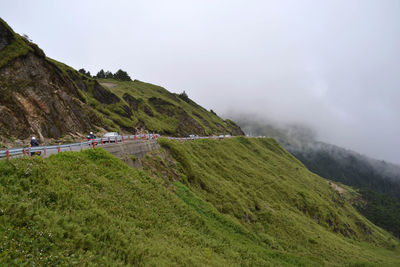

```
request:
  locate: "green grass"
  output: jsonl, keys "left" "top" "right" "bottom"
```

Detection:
{"left": 153, "top": 137, "right": 400, "bottom": 266}
{"left": 1, "top": 137, "right": 399, "bottom": 265}
{"left": 91, "top": 78, "right": 242, "bottom": 136}
{"left": 0, "top": 148, "right": 308, "bottom": 266}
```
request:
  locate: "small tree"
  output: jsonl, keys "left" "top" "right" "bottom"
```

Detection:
{"left": 179, "top": 90, "right": 189, "bottom": 102}
{"left": 114, "top": 69, "right": 132, "bottom": 81}
{"left": 104, "top": 71, "right": 114, "bottom": 79}
{"left": 78, "top": 68, "right": 91, "bottom": 77}
{"left": 96, "top": 69, "right": 105, "bottom": 79}
{"left": 22, "top": 34, "right": 32, "bottom": 42}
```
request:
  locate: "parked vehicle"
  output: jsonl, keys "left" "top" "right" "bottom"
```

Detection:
{"left": 103, "top": 132, "right": 120, "bottom": 143}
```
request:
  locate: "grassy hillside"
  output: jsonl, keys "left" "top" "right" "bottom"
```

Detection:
{"left": 148, "top": 137, "right": 400, "bottom": 265}
{"left": 1, "top": 138, "right": 398, "bottom": 265}
{"left": 44, "top": 60, "right": 243, "bottom": 137}
{"left": 0, "top": 148, "right": 308, "bottom": 266}
{"left": 236, "top": 118, "right": 400, "bottom": 239}
{"left": 92, "top": 78, "right": 243, "bottom": 136}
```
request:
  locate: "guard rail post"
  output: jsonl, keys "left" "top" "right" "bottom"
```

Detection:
{"left": 101, "top": 138, "right": 103, "bottom": 145}
{"left": 44, "top": 147, "right": 47, "bottom": 156}
{"left": 23, "top": 148, "right": 26, "bottom": 156}
{"left": 122, "top": 136, "right": 124, "bottom": 143}
{"left": 134, "top": 135, "right": 137, "bottom": 141}
{"left": 28, "top": 145, "right": 31, "bottom": 156}
{"left": 6, "top": 149, "right": 9, "bottom": 159}
{"left": 58, "top": 143, "right": 61, "bottom": 153}
{"left": 128, "top": 135, "right": 131, "bottom": 141}
{"left": 116, "top": 136, "right": 118, "bottom": 144}
{"left": 92, "top": 139, "right": 95, "bottom": 148}
{"left": 108, "top": 137, "right": 111, "bottom": 143}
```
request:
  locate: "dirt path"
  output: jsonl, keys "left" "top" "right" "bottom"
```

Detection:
{"left": 100, "top": 82, "right": 118, "bottom": 88}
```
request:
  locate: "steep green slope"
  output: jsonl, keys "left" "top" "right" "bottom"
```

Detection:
{"left": 0, "top": 148, "right": 312, "bottom": 266}
{"left": 80, "top": 77, "right": 243, "bottom": 136}
{"left": 148, "top": 137, "right": 400, "bottom": 265}
{"left": 236, "top": 118, "right": 400, "bottom": 239}
{"left": 1, "top": 141, "right": 399, "bottom": 265}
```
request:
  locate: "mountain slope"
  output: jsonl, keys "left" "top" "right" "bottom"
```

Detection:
{"left": 0, "top": 18, "right": 242, "bottom": 146}
{"left": 1, "top": 139, "right": 399, "bottom": 266}
{"left": 236, "top": 118, "right": 400, "bottom": 239}
{"left": 147, "top": 138, "right": 400, "bottom": 265}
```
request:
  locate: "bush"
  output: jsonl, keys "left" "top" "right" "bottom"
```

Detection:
{"left": 178, "top": 91, "right": 189, "bottom": 103}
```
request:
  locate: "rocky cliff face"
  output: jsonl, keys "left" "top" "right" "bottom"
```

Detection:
{"left": 0, "top": 18, "right": 243, "bottom": 145}
{"left": 0, "top": 19, "right": 103, "bottom": 142}
{"left": 0, "top": 53, "right": 93, "bottom": 140}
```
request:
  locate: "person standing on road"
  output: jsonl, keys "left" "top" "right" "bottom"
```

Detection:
{"left": 89, "top": 132, "right": 97, "bottom": 148}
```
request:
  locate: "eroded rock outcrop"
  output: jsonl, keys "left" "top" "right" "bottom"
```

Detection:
{"left": 0, "top": 53, "right": 95, "bottom": 140}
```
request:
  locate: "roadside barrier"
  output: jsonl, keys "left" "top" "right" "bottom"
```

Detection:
{"left": 0, "top": 133, "right": 158, "bottom": 159}
{"left": 0, "top": 133, "right": 234, "bottom": 159}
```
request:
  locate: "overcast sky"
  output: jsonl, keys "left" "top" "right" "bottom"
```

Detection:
{"left": 2, "top": 0, "right": 400, "bottom": 163}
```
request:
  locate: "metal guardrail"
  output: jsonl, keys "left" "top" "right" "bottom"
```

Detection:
{"left": 0, "top": 133, "right": 159, "bottom": 159}
{"left": 0, "top": 133, "right": 234, "bottom": 159}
